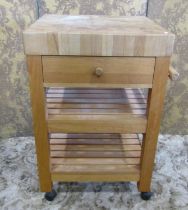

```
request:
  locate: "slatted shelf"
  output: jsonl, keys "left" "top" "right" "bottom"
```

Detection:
{"left": 49, "top": 133, "right": 142, "bottom": 182}
{"left": 46, "top": 88, "right": 147, "bottom": 133}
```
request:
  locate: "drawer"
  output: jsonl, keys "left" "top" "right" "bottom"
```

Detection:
{"left": 42, "top": 56, "right": 155, "bottom": 88}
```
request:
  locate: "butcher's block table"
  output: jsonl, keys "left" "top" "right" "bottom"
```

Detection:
{"left": 23, "top": 15, "right": 175, "bottom": 201}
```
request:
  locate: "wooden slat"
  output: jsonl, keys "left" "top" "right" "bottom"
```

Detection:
{"left": 47, "top": 108, "right": 145, "bottom": 115}
{"left": 51, "top": 164, "right": 140, "bottom": 181}
{"left": 47, "top": 103, "right": 147, "bottom": 109}
{"left": 46, "top": 93, "right": 124, "bottom": 99}
{"left": 50, "top": 150, "right": 141, "bottom": 158}
{"left": 51, "top": 173, "right": 140, "bottom": 182}
{"left": 49, "top": 133, "right": 139, "bottom": 139}
{"left": 47, "top": 114, "right": 147, "bottom": 133}
{"left": 51, "top": 164, "right": 140, "bottom": 174}
{"left": 47, "top": 97, "right": 146, "bottom": 104}
{"left": 50, "top": 138, "right": 139, "bottom": 145}
{"left": 44, "top": 83, "right": 152, "bottom": 88}
{"left": 51, "top": 158, "right": 140, "bottom": 165}
{"left": 50, "top": 144, "right": 141, "bottom": 151}
{"left": 46, "top": 93, "right": 145, "bottom": 99}
{"left": 46, "top": 88, "right": 146, "bottom": 94}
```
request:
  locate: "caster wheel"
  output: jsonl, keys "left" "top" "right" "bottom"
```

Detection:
{"left": 45, "top": 189, "right": 57, "bottom": 201}
{"left": 140, "top": 192, "right": 153, "bottom": 200}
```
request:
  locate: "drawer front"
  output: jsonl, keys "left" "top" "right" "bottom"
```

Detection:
{"left": 42, "top": 56, "right": 155, "bottom": 87}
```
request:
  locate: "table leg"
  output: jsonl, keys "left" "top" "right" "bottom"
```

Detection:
{"left": 138, "top": 57, "right": 170, "bottom": 192}
{"left": 27, "top": 55, "right": 52, "bottom": 192}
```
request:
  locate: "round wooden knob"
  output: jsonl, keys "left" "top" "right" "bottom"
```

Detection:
{"left": 95, "top": 67, "right": 103, "bottom": 77}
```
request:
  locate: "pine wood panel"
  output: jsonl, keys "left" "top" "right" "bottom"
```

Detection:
{"left": 42, "top": 56, "right": 155, "bottom": 87}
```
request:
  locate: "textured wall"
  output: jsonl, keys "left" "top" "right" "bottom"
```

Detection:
{"left": 0, "top": 0, "right": 37, "bottom": 138}
{"left": 148, "top": 0, "right": 188, "bottom": 134}
{"left": 0, "top": 0, "right": 187, "bottom": 138}
{"left": 38, "top": 0, "right": 147, "bottom": 16}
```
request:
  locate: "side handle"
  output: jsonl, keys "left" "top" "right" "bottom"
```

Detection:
{"left": 168, "top": 66, "right": 179, "bottom": 81}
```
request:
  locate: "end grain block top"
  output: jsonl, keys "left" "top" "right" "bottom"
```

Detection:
{"left": 23, "top": 15, "right": 175, "bottom": 56}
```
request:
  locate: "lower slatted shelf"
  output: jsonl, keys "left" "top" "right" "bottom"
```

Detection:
{"left": 49, "top": 133, "right": 142, "bottom": 182}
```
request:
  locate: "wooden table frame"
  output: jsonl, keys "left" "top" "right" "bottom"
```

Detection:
{"left": 27, "top": 55, "right": 170, "bottom": 194}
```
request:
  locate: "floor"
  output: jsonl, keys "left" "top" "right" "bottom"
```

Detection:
{"left": 0, "top": 135, "right": 188, "bottom": 210}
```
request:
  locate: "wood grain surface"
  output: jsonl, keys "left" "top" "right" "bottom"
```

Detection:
{"left": 138, "top": 57, "right": 170, "bottom": 192}
{"left": 27, "top": 56, "right": 52, "bottom": 192}
{"left": 42, "top": 56, "right": 155, "bottom": 87}
{"left": 23, "top": 15, "right": 175, "bottom": 56}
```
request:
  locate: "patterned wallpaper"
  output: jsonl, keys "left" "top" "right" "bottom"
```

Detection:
{"left": 0, "top": 0, "right": 37, "bottom": 138}
{"left": 0, "top": 0, "right": 187, "bottom": 138}
{"left": 148, "top": 0, "right": 188, "bottom": 134}
{"left": 38, "top": 0, "right": 147, "bottom": 16}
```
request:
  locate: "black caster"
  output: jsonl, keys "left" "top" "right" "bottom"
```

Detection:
{"left": 140, "top": 192, "right": 153, "bottom": 200}
{"left": 45, "top": 189, "right": 57, "bottom": 201}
